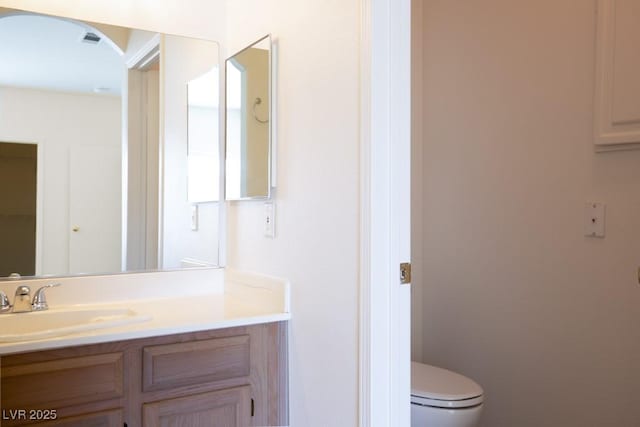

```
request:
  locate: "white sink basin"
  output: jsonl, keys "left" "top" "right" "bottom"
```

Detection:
{"left": 0, "top": 308, "right": 151, "bottom": 342}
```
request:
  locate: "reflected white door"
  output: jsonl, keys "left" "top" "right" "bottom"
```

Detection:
{"left": 69, "top": 145, "right": 121, "bottom": 274}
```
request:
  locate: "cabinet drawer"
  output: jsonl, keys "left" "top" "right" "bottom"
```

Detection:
{"left": 2, "top": 353, "right": 124, "bottom": 409}
{"left": 142, "top": 335, "right": 250, "bottom": 392}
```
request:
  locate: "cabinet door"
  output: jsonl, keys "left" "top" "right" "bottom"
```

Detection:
{"left": 21, "top": 410, "right": 123, "bottom": 427}
{"left": 594, "top": 0, "right": 640, "bottom": 150}
{"left": 1, "top": 352, "right": 124, "bottom": 409}
{"left": 143, "top": 386, "right": 251, "bottom": 427}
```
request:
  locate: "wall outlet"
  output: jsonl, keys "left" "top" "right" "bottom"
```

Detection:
{"left": 584, "top": 202, "right": 605, "bottom": 238}
{"left": 264, "top": 202, "right": 275, "bottom": 238}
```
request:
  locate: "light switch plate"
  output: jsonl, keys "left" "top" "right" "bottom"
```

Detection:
{"left": 584, "top": 202, "right": 605, "bottom": 238}
{"left": 191, "top": 205, "right": 198, "bottom": 231}
{"left": 264, "top": 202, "right": 275, "bottom": 238}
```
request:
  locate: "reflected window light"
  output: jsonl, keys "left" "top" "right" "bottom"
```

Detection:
{"left": 187, "top": 66, "right": 220, "bottom": 203}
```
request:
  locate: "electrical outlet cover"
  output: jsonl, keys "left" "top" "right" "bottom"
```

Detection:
{"left": 584, "top": 202, "right": 605, "bottom": 238}
{"left": 264, "top": 202, "right": 275, "bottom": 238}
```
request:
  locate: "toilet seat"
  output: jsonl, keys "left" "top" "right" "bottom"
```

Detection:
{"left": 411, "top": 393, "right": 483, "bottom": 409}
{"left": 411, "top": 362, "right": 483, "bottom": 409}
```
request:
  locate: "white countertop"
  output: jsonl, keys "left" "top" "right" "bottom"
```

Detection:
{"left": 0, "top": 268, "right": 291, "bottom": 355}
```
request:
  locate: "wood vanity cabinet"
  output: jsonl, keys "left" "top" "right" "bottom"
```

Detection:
{"left": 0, "top": 322, "right": 288, "bottom": 427}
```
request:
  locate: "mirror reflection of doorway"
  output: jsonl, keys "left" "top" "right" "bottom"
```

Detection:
{"left": 0, "top": 142, "right": 37, "bottom": 277}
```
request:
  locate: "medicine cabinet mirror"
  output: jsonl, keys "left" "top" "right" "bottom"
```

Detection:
{"left": 225, "top": 35, "right": 272, "bottom": 200}
{"left": 0, "top": 8, "right": 222, "bottom": 279}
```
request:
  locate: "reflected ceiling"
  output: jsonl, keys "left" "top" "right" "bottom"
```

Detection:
{"left": 0, "top": 14, "right": 123, "bottom": 95}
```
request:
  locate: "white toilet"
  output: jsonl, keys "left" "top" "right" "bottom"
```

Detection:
{"left": 411, "top": 362, "right": 484, "bottom": 427}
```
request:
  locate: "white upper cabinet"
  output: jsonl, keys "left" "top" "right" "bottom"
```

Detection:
{"left": 594, "top": 0, "right": 640, "bottom": 151}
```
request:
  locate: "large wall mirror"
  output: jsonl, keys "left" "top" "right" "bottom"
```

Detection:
{"left": 0, "top": 8, "right": 222, "bottom": 279}
{"left": 225, "top": 35, "right": 272, "bottom": 200}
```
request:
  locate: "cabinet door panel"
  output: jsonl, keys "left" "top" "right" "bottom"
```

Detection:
{"left": 2, "top": 353, "right": 124, "bottom": 409}
{"left": 594, "top": 0, "right": 640, "bottom": 149}
{"left": 143, "top": 386, "right": 251, "bottom": 427}
{"left": 5, "top": 409, "right": 123, "bottom": 427}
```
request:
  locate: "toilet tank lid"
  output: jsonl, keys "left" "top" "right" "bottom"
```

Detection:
{"left": 411, "top": 362, "right": 483, "bottom": 401}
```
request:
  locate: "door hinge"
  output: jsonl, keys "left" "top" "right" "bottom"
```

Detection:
{"left": 400, "top": 262, "right": 411, "bottom": 284}
{"left": 251, "top": 398, "right": 255, "bottom": 417}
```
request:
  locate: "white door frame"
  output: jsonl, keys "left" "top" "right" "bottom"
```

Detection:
{"left": 125, "top": 40, "right": 161, "bottom": 272}
{"left": 360, "top": 0, "right": 412, "bottom": 425}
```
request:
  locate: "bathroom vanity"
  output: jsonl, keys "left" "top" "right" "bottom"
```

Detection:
{"left": 0, "top": 8, "right": 285, "bottom": 426}
{"left": 1, "top": 323, "right": 286, "bottom": 426}
{"left": 0, "top": 269, "right": 290, "bottom": 427}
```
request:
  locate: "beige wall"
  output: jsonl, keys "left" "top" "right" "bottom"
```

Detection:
{"left": 416, "top": 1, "right": 640, "bottom": 426}
{"left": 224, "top": 1, "right": 360, "bottom": 426}
{"left": 0, "top": 0, "right": 226, "bottom": 40}
{"left": 161, "top": 35, "right": 220, "bottom": 269}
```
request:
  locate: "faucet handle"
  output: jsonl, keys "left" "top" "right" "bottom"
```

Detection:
{"left": 0, "top": 291, "right": 11, "bottom": 313}
{"left": 32, "top": 283, "right": 61, "bottom": 311}
{"left": 15, "top": 285, "right": 30, "bottom": 297}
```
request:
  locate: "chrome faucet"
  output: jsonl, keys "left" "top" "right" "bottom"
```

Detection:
{"left": 0, "top": 291, "right": 11, "bottom": 313}
{"left": 32, "top": 283, "right": 60, "bottom": 311}
{"left": 13, "top": 285, "right": 32, "bottom": 313}
{"left": 0, "top": 283, "right": 61, "bottom": 314}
